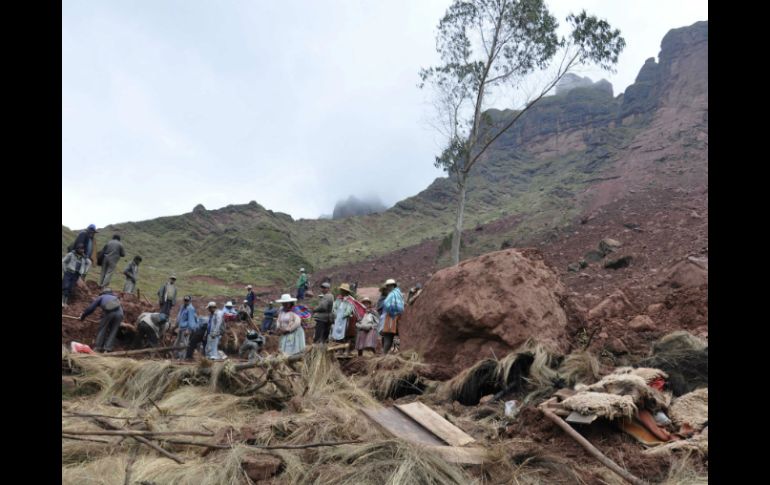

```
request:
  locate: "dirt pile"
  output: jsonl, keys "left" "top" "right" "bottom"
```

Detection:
{"left": 400, "top": 249, "right": 569, "bottom": 370}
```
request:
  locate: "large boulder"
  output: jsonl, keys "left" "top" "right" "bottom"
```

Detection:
{"left": 400, "top": 249, "right": 569, "bottom": 371}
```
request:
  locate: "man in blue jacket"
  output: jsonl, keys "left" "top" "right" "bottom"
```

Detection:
{"left": 172, "top": 295, "right": 197, "bottom": 359}
{"left": 261, "top": 301, "right": 278, "bottom": 333}
{"left": 80, "top": 287, "right": 124, "bottom": 353}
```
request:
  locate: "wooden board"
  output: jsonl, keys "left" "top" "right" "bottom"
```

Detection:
{"left": 566, "top": 411, "right": 598, "bottom": 425}
{"left": 395, "top": 402, "right": 475, "bottom": 446}
{"left": 361, "top": 407, "right": 445, "bottom": 446}
{"left": 425, "top": 445, "right": 488, "bottom": 465}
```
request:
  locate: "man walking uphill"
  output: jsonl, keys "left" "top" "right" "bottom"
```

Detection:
{"left": 123, "top": 256, "right": 142, "bottom": 294}
{"left": 62, "top": 243, "right": 91, "bottom": 307}
{"left": 296, "top": 268, "right": 308, "bottom": 301}
{"left": 70, "top": 224, "right": 98, "bottom": 262}
{"left": 98, "top": 234, "right": 125, "bottom": 288}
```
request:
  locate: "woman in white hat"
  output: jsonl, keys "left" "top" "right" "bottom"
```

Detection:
{"left": 274, "top": 294, "right": 306, "bottom": 355}
{"left": 380, "top": 279, "right": 404, "bottom": 354}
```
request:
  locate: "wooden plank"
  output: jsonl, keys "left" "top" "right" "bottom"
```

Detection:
{"left": 425, "top": 445, "right": 488, "bottom": 465}
{"left": 361, "top": 407, "right": 445, "bottom": 446}
{"left": 395, "top": 402, "right": 475, "bottom": 446}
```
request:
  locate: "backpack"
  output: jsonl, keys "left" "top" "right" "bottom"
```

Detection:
{"left": 103, "top": 297, "right": 121, "bottom": 311}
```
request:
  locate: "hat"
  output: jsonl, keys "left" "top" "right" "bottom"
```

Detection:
{"left": 361, "top": 296, "right": 372, "bottom": 304}
{"left": 169, "top": 274, "right": 177, "bottom": 280}
{"left": 87, "top": 224, "right": 98, "bottom": 232}
{"left": 207, "top": 301, "right": 217, "bottom": 308}
{"left": 75, "top": 243, "right": 85, "bottom": 250}
{"left": 246, "top": 285, "right": 253, "bottom": 289}
{"left": 243, "top": 299, "right": 248, "bottom": 303}
{"left": 321, "top": 282, "right": 331, "bottom": 289}
{"left": 225, "top": 301, "right": 233, "bottom": 307}
{"left": 385, "top": 278, "right": 397, "bottom": 286}
{"left": 183, "top": 295, "right": 191, "bottom": 301}
{"left": 101, "top": 287, "right": 113, "bottom": 294}
{"left": 299, "top": 268, "right": 306, "bottom": 272}
{"left": 338, "top": 283, "right": 352, "bottom": 293}
{"left": 276, "top": 293, "right": 297, "bottom": 303}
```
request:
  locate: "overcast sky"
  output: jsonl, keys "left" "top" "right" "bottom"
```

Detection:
{"left": 62, "top": 0, "right": 708, "bottom": 230}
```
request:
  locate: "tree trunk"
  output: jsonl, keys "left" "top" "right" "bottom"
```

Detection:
{"left": 450, "top": 177, "right": 468, "bottom": 266}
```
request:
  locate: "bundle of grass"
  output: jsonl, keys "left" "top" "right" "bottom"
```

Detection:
{"left": 668, "top": 388, "right": 708, "bottom": 431}
{"left": 310, "top": 439, "right": 473, "bottom": 485}
{"left": 558, "top": 350, "right": 600, "bottom": 387}
{"left": 357, "top": 353, "right": 434, "bottom": 400}
{"left": 507, "top": 449, "right": 586, "bottom": 485}
{"left": 645, "top": 427, "right": 708, "bottom": 459}
{"left": 560, "top": 391, "right": 638, "bottom": 420}
{"left": 576, "top": 371, "right": 671, "bottom": 412}
{"left": 62, "top": 444, "right": 263, "bottom": 485}
{"left": 638, "top": 332, "right": 708, "bottom": 396}
{"left": 439, "top": 358, "right": 499, "bottom": 405}
{"left": 67, "top": 354, "right": 200, "bottom": 406}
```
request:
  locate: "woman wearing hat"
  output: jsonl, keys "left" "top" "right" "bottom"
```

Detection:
{"left": 274, "top": 294, "right": 306, "bottom": 355}
{"left": 380, "top": 279, "right": 404, "bottom": 354}
{"left": 331, "top": 283, "right": 355, "bottom": 346}
{"left": 355, "top": 297, "right": 379, "bottom": 356}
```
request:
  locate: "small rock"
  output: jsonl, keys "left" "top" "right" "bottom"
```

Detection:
{"left": 567, "top": 263, "right": 581, "bottom": 272}
{"left": 479, "top": 394, "right": 494, "bottom": 404}
{"left": 599, "top": 238, "right": 622, "bottom": 255}
{"left": 628, "top": 315, "right": 655, "bottom": 331}
{"left": 242, "top": 454, "right": 283, "bottom": 481}
{"left": 646, "top": 303, "right": 664, "bottom": 314}
{"left": 598, "top": 332, "right": 609, "bottom": 339}
{"left": 584, "top": 250, "right": 605, "bottom": 263}
{"left": 606, "top": 337, "right": 628, "bottom": 354}
{"left": 604, "top": 256, "right": 633, "bottom": 270}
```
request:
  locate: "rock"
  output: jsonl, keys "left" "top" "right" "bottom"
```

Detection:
{"left": 599, "top": 238, "right": 622, "bottom": 255}
{"left": 241, "top": 453, "right": 283, "bottom": 481}
{"left": 660, "top": 257, "right": 707, "bottom": 288}
{"left": 628, "top": 315, "right": 656, "bottom": 331}
{"left": 400, "top": 249, "right": 569, "bottom": 371}
{"left": 646, "top": 303, "right": 664, "bottom": 314}
{"left": 588, "top": 290, "right": 635, "bottom": 320}
{"left": 567, "top": 263, "right": 581, "bottom": 272}
{"left": 606, "top": 337, "right": 628, "bottom": 354}
{"left": 604, "top": 255, "right": 633, "bottom": 270}
{"left": 584, "top": 250, "right": 605, "bottom": 263}
{"left": 598, "top": 332, "right": 609, "bottom": 339}
{"left": 479, "top": 394, "right": 494, "bottom": 404}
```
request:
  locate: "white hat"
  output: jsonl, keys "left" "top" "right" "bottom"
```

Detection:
{"left": 276, "top": 293, "right": 297, "bottom": 303}
{"left": 246, "top": 285, "right": 252, "bottom": 289}
{"left": 225, "top": 301, "right": 233, "bottom": 307}
{"left": 299, "top": 268, "right": 306, "bottom": 272}
{"left": 207, "top": 301, "right": 217, "bottom": 308}
{"left": 385, "top": 278, "right": 397, "bottom": 286}
{"left": 243, "top": 299, "right": 248, "bottom": 303}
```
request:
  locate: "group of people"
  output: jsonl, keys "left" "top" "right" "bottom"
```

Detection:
{"left": 62, "top": 224, "right": 144, "bottom": 307}
{"left": 65, "top": 226, "right": 411, "bottom": 360}
{"left": 309, "top": 278, "right": 404, "bottom": 356}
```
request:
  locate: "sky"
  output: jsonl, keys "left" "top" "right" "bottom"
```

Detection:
{"left": 62, "top": 0, "right": 708, "bottom": 230}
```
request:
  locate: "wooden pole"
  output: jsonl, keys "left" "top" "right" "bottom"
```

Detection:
{"left": 90, "top": 416, "right": 186, "bottom": 464}
{"left": 540, "top": 405, "right": 648, "bottom": 485}
{"left": 106, "top": 345, "right": 186, "bottom": 357}
{"left": 62, "top": 429, "right": 214, "bottom": 437}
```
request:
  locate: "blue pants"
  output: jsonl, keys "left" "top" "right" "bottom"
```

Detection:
{"left": 62, "top": 271, "right": 80, "bottom": 298}
{"left": 297, "top": 286, "right": 306, "bottom": 300}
